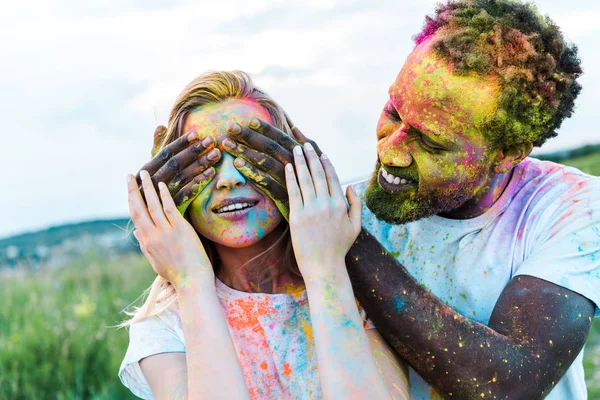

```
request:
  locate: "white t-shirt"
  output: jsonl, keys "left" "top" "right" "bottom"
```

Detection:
{"left": 352, "top": 157, "right": 600, "bottom": 400}
{"left": 119, "top": 278, "right": 374, "bottom": 399}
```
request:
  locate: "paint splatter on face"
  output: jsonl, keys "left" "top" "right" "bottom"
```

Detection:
{"left": 365, "top": 36, "right": 503, "bottom": 224}
{"left": 186, "top": 99, "right": 283, "bottom": 247}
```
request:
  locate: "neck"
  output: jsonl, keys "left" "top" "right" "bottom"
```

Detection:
{"left": 213, "top": 223, "right": 304, "bottom": 294}
{"left": 439, "top": 168, "right": 514, "bottom": 220}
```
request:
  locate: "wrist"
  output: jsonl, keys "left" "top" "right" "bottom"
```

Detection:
{"left": 171, "top": 268, "right": 215, "bottom": 293}
{"left": 302, "top": 261, "right": 351, "bottom": 291}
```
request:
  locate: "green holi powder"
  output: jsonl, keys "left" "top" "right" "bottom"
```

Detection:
{"left": 459, "top": 293, "right": 467, "bottom": 300}
{"left": 168, "top": 181, "right": 181, "bottom": 191}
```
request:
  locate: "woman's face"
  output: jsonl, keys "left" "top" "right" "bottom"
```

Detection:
{"left": 184, "top": 98, "right": 283, "bottom": 248}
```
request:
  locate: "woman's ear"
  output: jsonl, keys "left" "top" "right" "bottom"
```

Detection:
{"left": 494, "top": 142, "right": 534, "bottom": 173}
{"left": 151, "top": 126, "right": 168, "bottom": 157}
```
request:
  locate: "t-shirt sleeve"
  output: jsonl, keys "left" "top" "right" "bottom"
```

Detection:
{"left": 513, "top": 174, "right": 600, "bottom": 317}
{"left": 118, "top": 312, "right": 186, "bottom": 400}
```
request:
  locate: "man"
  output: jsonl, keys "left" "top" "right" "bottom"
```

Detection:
{"left": 138, "top": 1, "right": 599, "bottom": 398}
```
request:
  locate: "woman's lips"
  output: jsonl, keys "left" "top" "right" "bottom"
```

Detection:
{"left": 212, "top": 198, "right": 260, "bottom": 221}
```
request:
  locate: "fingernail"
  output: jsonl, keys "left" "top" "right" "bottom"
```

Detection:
{"left": 293, "top": 146, "right": 303, "bottom": 155}
{"left": 202, "top": 136, "right": 213, "bottom": 147}
{"left": 126, "top": 174, "right": 132, "bottom": 184}
{"left": 140, "top": 170, "right": 148, "bottom": 180}
{"left": 158, "top": 182, "right": 166, "bottom": 190}
{"left": 228, "top": 123, "right": 241, "bottom": 134}
{"left": 249, "top": 118, "right": 260, "bottom": 129}
{"left": 207, "top": 149, "right": 220, "bottom": 161}
{"left": 202, "top": 168, "right": 215, "bottom": 178}
{"left": 234, "top": 158, "right": 246, "bottom": 167}
{"left": 321, "top": 153, "right": 328, "bottom": 160}
{"left": 222, "top": 138, "right": 235, "bottom": 150}
{"left": 285, "top": 163, "right": 293, "bottom": 172}
{"left": 187, "top": 132, "right": 197, "bottom": 141}
{"left": 305, "top": 142, "right": 314, "bottom": 152}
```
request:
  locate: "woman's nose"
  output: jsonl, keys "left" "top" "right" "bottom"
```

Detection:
{"left": 215, "top": 153, "right": 246, "bottom": 190}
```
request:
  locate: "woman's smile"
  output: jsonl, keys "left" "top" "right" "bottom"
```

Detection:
{"left": 211, "top": 196, "right": 261, "bottom": 221}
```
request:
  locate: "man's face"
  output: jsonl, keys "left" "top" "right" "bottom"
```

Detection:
{"left": 365, "top": 37, "right": 503, "bottom": 224}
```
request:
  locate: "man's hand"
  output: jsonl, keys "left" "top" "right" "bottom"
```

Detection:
{"left": 136, "top": 126, "right": 222, "bottom": 215}
{"left": 224, "top": 118, "right": 322, "bottom": 220}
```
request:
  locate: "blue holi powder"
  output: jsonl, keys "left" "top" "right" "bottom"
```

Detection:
{"left": 257, "top": 228, "right": 265, "bottom": 238}
{"left": 394, "top": 297, "right": 407, "bottom": 313}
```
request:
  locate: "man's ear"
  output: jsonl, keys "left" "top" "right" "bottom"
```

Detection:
{"left": 151, "top": 125, "right": 168, "bottom": 157}
{"left": 494, "top": 142, "right": 533, "bottom": 173}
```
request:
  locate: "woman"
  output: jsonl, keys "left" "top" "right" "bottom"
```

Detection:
{"left": 118, "top": 71, "right": 410, "bottom": 399}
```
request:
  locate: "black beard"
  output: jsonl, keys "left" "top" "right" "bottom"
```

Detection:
{"left": 363, "top": 161, "right": 471, "bottom": 225}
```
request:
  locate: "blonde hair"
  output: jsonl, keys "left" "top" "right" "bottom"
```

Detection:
{"left": 119, "top": 71, "right": 299, "bottom": 327}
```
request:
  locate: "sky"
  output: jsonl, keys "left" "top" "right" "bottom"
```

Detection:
{"left": 2, "top": 0, "right": 599, "bottom": 239}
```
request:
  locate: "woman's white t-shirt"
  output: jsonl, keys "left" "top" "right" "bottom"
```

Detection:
{"left": 119, "top": 278, "right": 373, "bottom": 399}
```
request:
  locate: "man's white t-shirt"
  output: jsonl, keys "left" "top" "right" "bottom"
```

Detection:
{"left": 352, "top": 157, "right": 600, "bottom": 400}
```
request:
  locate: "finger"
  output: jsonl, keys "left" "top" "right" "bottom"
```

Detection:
{"left": 292, "top": 145, "right": 316, "bottom": 203}
{"left": 127, "top": 174, "right": 154, "bottom": 232}
{"left": 158, "top": 182, "right": 180, "bottom": 226}
{"left": 173, "top": 168, "right": 217, "bottom": 215}
{"left": 222, "top": 138, "right": 285, "bottom": 185}
{"left": 136, "top": 131, "right": 201, "bottom": 184}
{"left": 140, "top": 170, "right": 170, "bottom": 228}
{"left": 167, "top": 148, "right": 221, "bottom": 196}
{"left": 319, "top": 153, "right": 344, "bottom": 200}
{"left": 303, "top": 143, "right": 329, "bottom": 198}
{"left": 227, "top": 122, "right": 294, "bottom": 165}
{"left": 291, "top": 126, "right": 323, "bottom": 156}
{"left": 284, "top": 163, "right": 303, "bottom": 212}
{"left": 234, "top": 158, "right": 290, "bottom": 220}
{"left": 346, "top": 185, "right": 363, "bottom": 234}
{"left": 153, "top": 136, "right": 217, "bottom": 189}
{"left": 249, "top": 118, "right": 301, "bottom": 151}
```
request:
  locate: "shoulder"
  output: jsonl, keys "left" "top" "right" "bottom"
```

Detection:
{"left": 118, "top": 307, "right": 186, "bottom": 399}
{"left": 504, "top": 157, "right": 600, "bottom": 224}
{"left": 513, "top": 157, "right": 599, "bottom": 197}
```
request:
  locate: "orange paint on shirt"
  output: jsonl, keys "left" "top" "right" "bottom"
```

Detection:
{"left": 283, "top": 363, "right": 292, "bottom": 377}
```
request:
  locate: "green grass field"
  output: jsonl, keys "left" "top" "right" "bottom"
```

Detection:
{"left": 1, "top": 153, "right": 599, "bottom": 399}
{"left": 0, "top": 252, "right": 154, "bottom": 399}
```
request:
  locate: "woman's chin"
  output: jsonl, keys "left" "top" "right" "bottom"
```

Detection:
{"left": 214, "top": 236, "right": 264, "bottom": 248}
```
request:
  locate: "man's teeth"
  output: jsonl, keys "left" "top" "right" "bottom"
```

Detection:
{"left": 216, "top": 203, "right": 253, "bottom": 213}
{"left": 382, "top": 168, "right": 412, "bottom": 185}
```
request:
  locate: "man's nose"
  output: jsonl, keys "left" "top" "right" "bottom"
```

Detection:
{"left": 378, "top": 125, "right": 413, "bottom": 167}
{"left": 215, "top": 153, "right": 246, "bottom": 190}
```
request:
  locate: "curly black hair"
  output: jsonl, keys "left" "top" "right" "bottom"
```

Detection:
{"left": 414, "top": 0, "right": 582, "bottom": 148}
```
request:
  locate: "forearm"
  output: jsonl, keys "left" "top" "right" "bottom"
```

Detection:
{"left": 176, "top": 278, "right": 250, "bottom": 400}
{"left": 304, "top": 261, "right": 391, "bottom": 400}
{"left": 345, "top": 230, "right": 539, "bottom": 398}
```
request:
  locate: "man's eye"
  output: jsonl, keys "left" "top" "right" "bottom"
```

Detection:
{"left": 384, "top": 105, "right": 401, "bottom": 122}
{"left": 420, "top": 135, "right": 445, "bottom": 152}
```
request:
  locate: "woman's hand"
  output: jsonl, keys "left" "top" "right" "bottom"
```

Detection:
{"left": 284, "top": 143, "right": 362, "bottom": 278}
{"left": 137, "top": 127, "right": 222, "bottom": 215}
{"left": 127, "top": 169, "right": 215, "bottom": 290}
